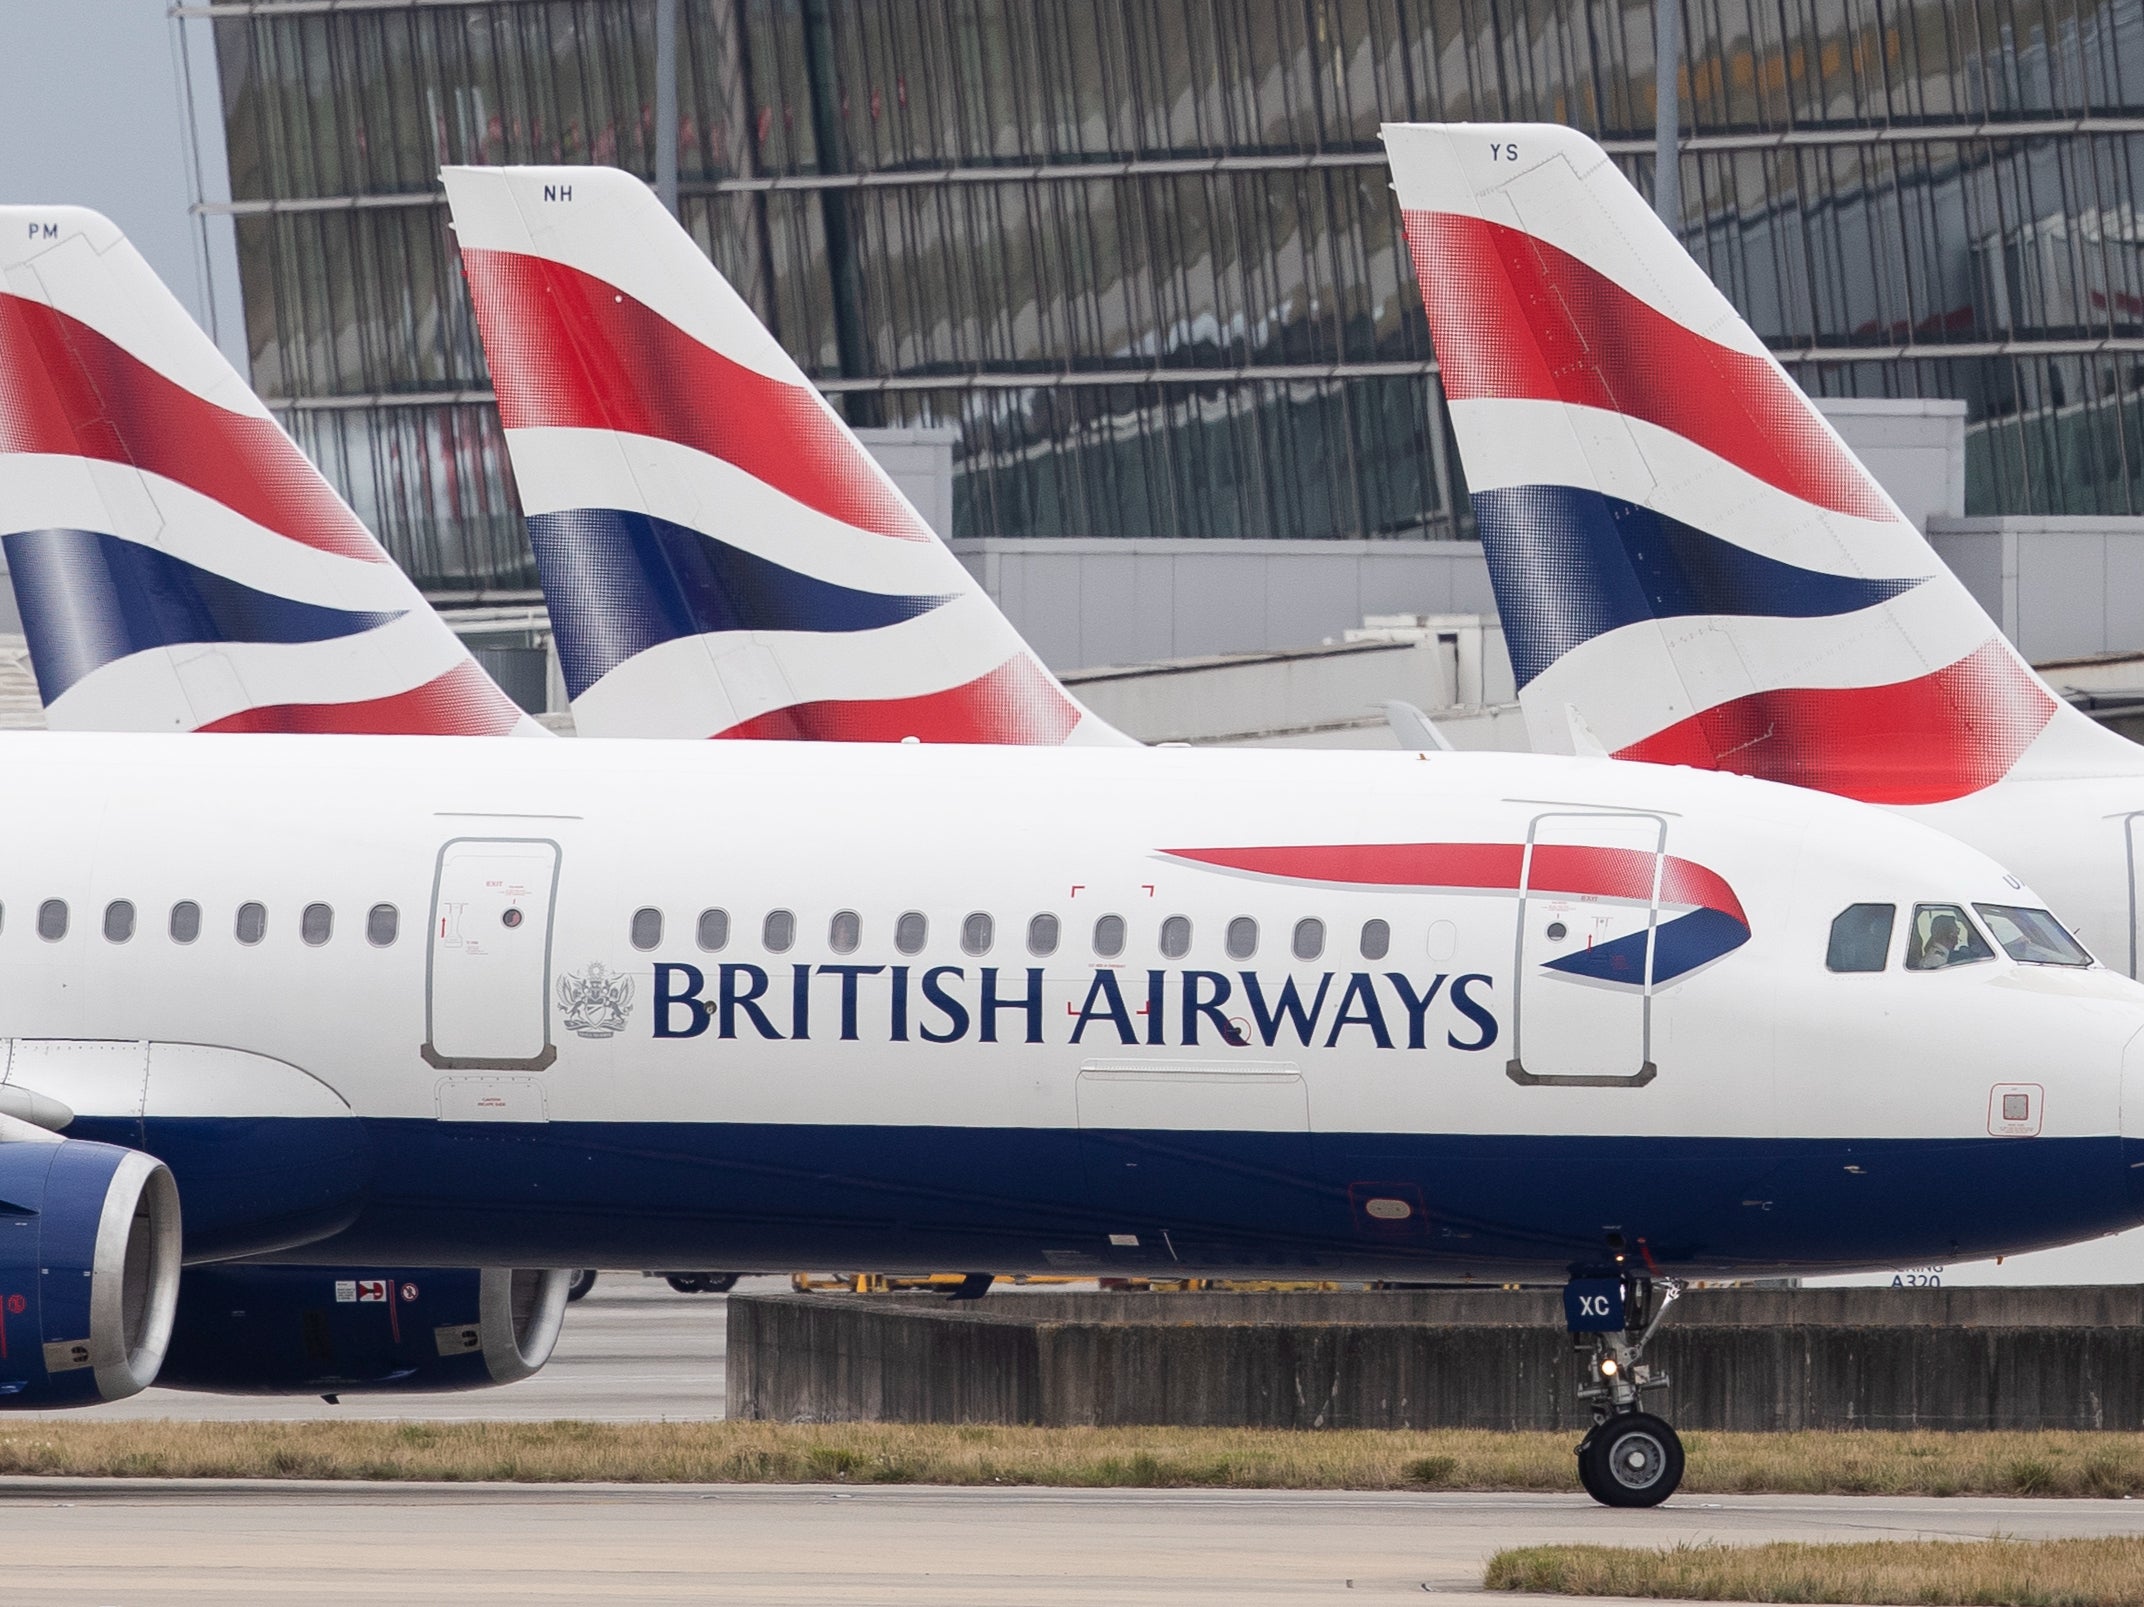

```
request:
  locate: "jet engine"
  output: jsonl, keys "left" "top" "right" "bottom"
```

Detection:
{"left": 156, "top": 1266, "right": 571, "bottom": 1396}
{"left": 0, "top": 1130, "right": 183, "bottom": 1408}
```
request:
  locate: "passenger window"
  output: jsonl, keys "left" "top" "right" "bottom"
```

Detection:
{"left": 962, "top": 913, "right": 994, "bottom": 956}
{"left": 1826, "top": 903, "right": 1895, "bottom": 973}
{"left": 1159, "top": 915, "right": 1191, "bottom": 959}
{"left": 235, "top": 902, "right": 266, "bottom": 945}
{"left": 103, "top": 900, "right": 134, "bottom": 943}
{"left": 763, "top": 909, "right": 796, "bottom": 953}
{"left": 1904, "top": 903, "right": 1994, "bottom": 970}
{"left": 1975, "top": 904, "right": 2093, "bottom": 967}
{"left": 895, "top": 912, "right": 927, "bottom": 955}
{"left": 1226, "top": 916, "right": 1258, "bottom": 960}
{"left": 301, "top": 903, "right": 332, "bottom": 946}
{"left": 697, "top": 908, "right": 730, "bottom": 951}
{"left": 36, "top": 899, "right": 66, "bottom": 942}
{"left": 630, "top": 908, "right": 663, "bottom": 951}
{"left": 170, "top": 901, "right": 200, "bottom": 944}
{"left": 1359, "top": 918, "right": 1390, "bottom": 961}
{"left": 1027, "top": 913, "right": 1060, "bottom": 957}
{"left": 1292, "top": 918, "right": 1325, "bottom": 961}
{"left": 1093, "top": 914, "right": 1126, "bottom": 958}
{"left": 366, "top": 904, "right": 398, "bottom": 947}
{"left": 830, "top": 910, "right": 861, "bottom": 954}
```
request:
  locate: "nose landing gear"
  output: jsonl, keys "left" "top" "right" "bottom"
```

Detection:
{"left": 1565, "top": 1271, "right": 1684, "bottom": 1507}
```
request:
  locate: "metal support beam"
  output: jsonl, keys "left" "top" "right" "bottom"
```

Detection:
{"left": 654, "top": 0, "right": 679, "bottom": 216}
{"left": 1655, "top": 0, "right": 1681, "bottom": 229}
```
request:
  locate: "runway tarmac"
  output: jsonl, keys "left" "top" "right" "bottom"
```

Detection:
{"left": 16, "top": 1271, "right": 759, "bottom": 1422}
{"left": 8, "top": 1484, "right": 2144, "bottom": 1604}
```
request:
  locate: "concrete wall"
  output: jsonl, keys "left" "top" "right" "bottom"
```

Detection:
{"left": 951, "top": 539, "right": 1499, "bottom": 674}
{"left": 729, "top": 1287, "right": 2144, "bottom": 1432}
{"left": 1930, "top": 516, "right": 2144, "bottom": 663}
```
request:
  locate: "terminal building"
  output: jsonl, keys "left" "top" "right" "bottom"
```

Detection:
{"left": 154, "top": 0, "right": 2144, "bottom": 736}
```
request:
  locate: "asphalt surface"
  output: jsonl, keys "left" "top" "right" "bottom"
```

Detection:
{"left": 6, "top": 1485, "right": 2144, "bottom": 1604}
{"left": 16, "top": 1271, "right": 755, "bottom": 1422}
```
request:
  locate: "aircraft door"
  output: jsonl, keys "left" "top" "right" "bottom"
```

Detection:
{"left": 423, "top": 838, "right": 561, "bottom": 1071}
{"left": 1508, "top": 812, "right": 1665, "bottom": 1087}
{"left": 2125, "top": 814, "right": 2144, "bottom": 978}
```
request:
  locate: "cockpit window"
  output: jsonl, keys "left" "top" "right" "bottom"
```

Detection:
{"left": 1974, "top": 904, "right": 2093, "bottom": 967}
{"left": 1826, "top": 903, "right": 1895, "bottom": 972}
{"left": 1904, "top": 903, "right": 1995, "bottom": 970}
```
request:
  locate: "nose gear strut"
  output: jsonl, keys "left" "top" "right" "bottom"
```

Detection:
{"left": 1565, "top": 1270, "right": 1684, "bottom": 1507}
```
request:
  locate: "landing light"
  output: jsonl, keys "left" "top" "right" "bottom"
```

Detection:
{"left": 1599, "top": 1357, "right": 1620, "bottom": 1377}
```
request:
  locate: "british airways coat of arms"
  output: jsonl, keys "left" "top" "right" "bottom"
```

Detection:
{"left": 558, "top": 962, "right": 634, "bottom": 1038}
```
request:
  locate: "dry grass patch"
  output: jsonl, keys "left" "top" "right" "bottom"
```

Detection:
{"left": 1485, "top": 1536, "right": 2144, "bottom": 1605}
{"left": 0, "top": 1424, "right": 2141, "bottom": 1491}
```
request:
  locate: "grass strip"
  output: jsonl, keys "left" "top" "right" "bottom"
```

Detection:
{"left": 1484, "top": 1537, "right": 2144, "bottom": 1604}
{"left": 4, "top": 1424, "right": 2144, "bottom": 1490}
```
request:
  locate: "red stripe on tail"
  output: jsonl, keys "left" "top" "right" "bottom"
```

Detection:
{"left": 1613, "top": 639, "right": 2056, "bottom": 804}
{"left": 0, "top": 293, "right": 383, "bottom": 562}
{"left": 198, "top": 662, "right": 529, "bottom": 735}
{"left": 711, "top": 656, "right": 1081, "bottom": 744}
{"left": 460, "top": 248, "right": 931, "bottom": 543}
{"left": 1401, "top": 211, "right": 1895, "bottom": 524}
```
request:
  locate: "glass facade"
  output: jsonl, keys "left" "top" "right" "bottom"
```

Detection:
{"left": 191, "top": 0, "right": 2144, "bottom": 591}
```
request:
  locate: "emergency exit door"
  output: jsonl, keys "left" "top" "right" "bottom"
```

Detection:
{"left": 1507, "top": 811, "right": 1665, "bottom": 1087}
{"left": 423, "top": 838, "right": 561, "bottom": 1070}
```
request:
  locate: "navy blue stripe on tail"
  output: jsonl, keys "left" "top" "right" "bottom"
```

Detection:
{"left": 3, "top": 528, "right": 405, "bottom": 705}
{"left": 526, "top": 507, "right": 953, "bottom": 699}
{"left": 1472, "top": 484, "right": 1925, "bottom": 687}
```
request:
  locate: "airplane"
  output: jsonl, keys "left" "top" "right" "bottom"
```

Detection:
{"left": 438, "top": 164, "right": 1130, "bottom": 746}
{"left": 0, "top": 206, "right": 543, "bottom": 736}
{"left": 0, "top": 727, "right": 2136, "bottom": 1505}
{"left": 1382, "top": 120, "right": 2144, "bottom": 976}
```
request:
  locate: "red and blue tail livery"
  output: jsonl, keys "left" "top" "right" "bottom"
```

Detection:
{"left": 1383, "top": 123, "right": 2112, "bottom": 806}
{"left": 0, "top": 208, "right": 542, "bottom": 735}
{"left": 441, "top": 165, "right": 1128, "bottom": 746}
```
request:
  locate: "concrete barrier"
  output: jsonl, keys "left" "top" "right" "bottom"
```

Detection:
{"left": 726, "top": 1288, "right": 2144, "bottom": 1431}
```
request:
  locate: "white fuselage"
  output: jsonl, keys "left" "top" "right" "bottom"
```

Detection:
{"left": 0, "top": 733, "right": 2138, "bottom": 1278}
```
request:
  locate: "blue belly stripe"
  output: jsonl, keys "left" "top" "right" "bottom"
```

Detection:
{"left": 76, "top": 1116, "right": 2144, "bottom": 1282}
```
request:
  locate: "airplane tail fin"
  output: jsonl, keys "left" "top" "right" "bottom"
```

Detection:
{"left": 0, "top": 208, "right": 540, "bottom": 735}
{"left": 1383, "top": 122, "right": 2121, "bottom": 804}
{"left": 441, "top": 165, "right": 1130, "bottom": 745}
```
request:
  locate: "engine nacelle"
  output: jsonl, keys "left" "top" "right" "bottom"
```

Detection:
{"left": 0, "top": 1132, "right": 182, "bottom": 1408}
{"left": 157, "top": 1266, "right": 570, "bottom": 1395}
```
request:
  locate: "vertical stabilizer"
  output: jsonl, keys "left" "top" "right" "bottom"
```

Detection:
{"left": 0, "top": 207, "right": 540, "bottom": 734}
{"left": 441, "top": 165, "right": 1129, "bottom": 744}
{"left": 1383, "top": 122, "right": 2122, "bottom": 803}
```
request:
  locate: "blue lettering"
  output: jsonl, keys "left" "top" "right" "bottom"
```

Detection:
{"left": 818, "top": 964, "right": 884, "bottom": 1041}
{"left": 1324, "top": 972, "right": 1392, "bottom": 1049}
{"left": 1447, "top": 972, "right": 1499, "bottom": 1051}
{"left": 890, "top": 964, "right": 910, "bottom": 1042}
{"left": 919, "top": 965, "right": 969, "bottom": 1044}
{"left": 1239, "top": 971, "right": 1333, "bottom": 1047}
{"left": 653, "top": 962, "right": 709, "bottom": 1038}
{"left": 981, "top": 967, "right": 1045, "bottom": 1045}
{"left": 1144, "top": 969, "right": 1166, "bottom": 1047}
{"left": 1181, "top": 970, "right": 1237, "bottom": 1046}
{"left": 1383, "top": 972, "right": 1449, "bottom": 1050}
{"left": 543, "top": 183, "right": 573, "bottom": 202}
{"left": 719, "top": 963, "right": 782, "bottom": 1040}
{"left": 790, "top": 963, "right": 812, "bottom": 1041}
{"left": 1069, "top": 970, "right": 1137, "bottom": 1045}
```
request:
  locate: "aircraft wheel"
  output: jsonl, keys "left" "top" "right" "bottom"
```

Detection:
{"left": 566, "top": 1270, "right": 598, "bottom": 1302}
{"left": 702, "top": 1273, "right": 740, "bottom": 1293}
{"left": 1576, "top": 1413, "right": 1683, "bottom": 1508}
{"left": 665, "top": 1274, "right": 707, "bottom": 1294}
